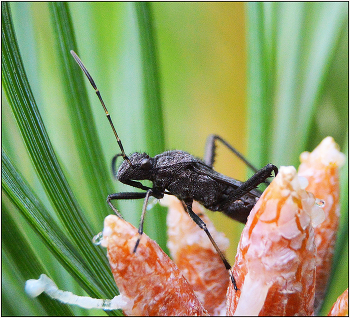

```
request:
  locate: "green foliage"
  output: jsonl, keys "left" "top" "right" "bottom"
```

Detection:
{"left": 2, "top": 2, "right": 348, "bottom": 316}
{"left": 245, "top": 3, "right": 348, "bottom": 315}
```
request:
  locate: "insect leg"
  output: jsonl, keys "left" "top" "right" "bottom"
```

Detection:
{"left": 204, "top": 134, "right": 259, "bottom": 173}
{"left": 107, "top": 190, "right": 161, "bottom": 253}
{"left": 183, "top": 200, "right": 238, "bottom": 291}
{"left": 230, "top": 163, "right": 278, "bottom": 201}
{"left": 133, "top": 189, "right": 153, "bottom": 253}
{"left": 107, "top": 192, "right": 147, "bottom": 218}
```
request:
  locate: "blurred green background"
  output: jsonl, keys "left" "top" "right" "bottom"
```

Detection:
{"left": 2, "top": 2, "right": 348, "bottom": 316}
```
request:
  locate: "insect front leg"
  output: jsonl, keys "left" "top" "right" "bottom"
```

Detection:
{"left": 133, "top": 189, "right": 154, "bottom": 253}
{"left": 107, "top": 190, "right": 163, "bottom": 253}
{"left": 107, "top": 191, "right": 148, "bottom": 218}
{"left": 183, "top": 199, "right": 238, "bottom": 291}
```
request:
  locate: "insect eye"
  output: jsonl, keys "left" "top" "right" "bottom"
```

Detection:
{"left": 140, "top": 158, "right": 152, "bottom": 170}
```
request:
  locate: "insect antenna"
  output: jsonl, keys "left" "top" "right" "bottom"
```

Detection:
{"left": 70, "top": 50, "right": 131, "bottom": 165}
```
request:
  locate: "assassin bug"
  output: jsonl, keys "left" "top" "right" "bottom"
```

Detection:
{"left": 70, "top": 50, "right": 278, "bottom": 290}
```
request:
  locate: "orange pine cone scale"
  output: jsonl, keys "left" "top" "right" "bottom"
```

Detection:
{"left": 102, "top": 215, "right": 209, "bottom": 316}
{"left": 226, "top": 166, "right": 325, "bottom": 316}
{"left": 163, "top": 196, "right": 229, "bottom": 315}
{"left": 328, "top": 288, "right": 348, "bottom": 316}
{"left": 298, "top": 136, "right": 345, "bottom": 312}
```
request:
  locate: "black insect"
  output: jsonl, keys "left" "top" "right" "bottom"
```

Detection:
{"left": 71, "top": 50, "right": 278, "bottom": 290}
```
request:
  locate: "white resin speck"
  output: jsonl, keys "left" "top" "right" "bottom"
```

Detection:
{"left": 25, "top": 274, "right": 131, "bottom": 311}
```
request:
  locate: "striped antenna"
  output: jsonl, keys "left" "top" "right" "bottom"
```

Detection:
{"left": 70, "top": 50, "right": 131, "bottom": 165}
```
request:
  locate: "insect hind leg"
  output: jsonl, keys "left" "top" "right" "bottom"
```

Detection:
{"left": 204, "top": 134, "right": 259, "bottom": 172}
{"left": 229, "top": 163, "right": 278, "bottom": 202}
